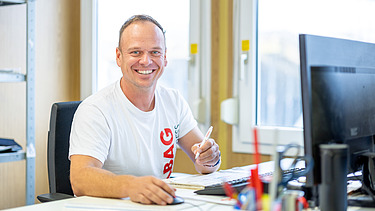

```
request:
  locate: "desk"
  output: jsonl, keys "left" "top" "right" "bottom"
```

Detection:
{"left": 4, "top": 160, "right": 374, "bottom": 211}
{"left": 4, "top": 189, "right": 235, "bottom": 211}
{"left": 4, "top": 193, "right": 372, "bottom": 211}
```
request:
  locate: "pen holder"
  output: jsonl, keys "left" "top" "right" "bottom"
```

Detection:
{"left": 281, "top": 190, "right": 305, "bottom": 211}
{"left": 234, "top": 186, "right": 256, "bottom": 211}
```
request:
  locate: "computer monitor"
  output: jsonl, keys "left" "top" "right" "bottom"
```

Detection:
{"left": 300, "top": 34, "right": 375, "bottom": 205}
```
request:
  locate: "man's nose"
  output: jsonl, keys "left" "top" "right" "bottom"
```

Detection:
{"left": 139, "top": 53, "right": 152, "bottom": 65}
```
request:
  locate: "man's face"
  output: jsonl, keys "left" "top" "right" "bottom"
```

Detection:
{"left": 116, "top": 21, "right": 167, "bottom": 91}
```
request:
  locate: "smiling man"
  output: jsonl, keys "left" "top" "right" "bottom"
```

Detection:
{"left": 68, "top": 15, "right": 221, "bottom": 205}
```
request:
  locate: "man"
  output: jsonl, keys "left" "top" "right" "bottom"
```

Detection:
{"left": 69, "top": 15, "right": 221, "bottom": 205}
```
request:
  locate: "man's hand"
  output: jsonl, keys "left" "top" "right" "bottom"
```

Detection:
{"left": 192, "top": 138, "right": 221, "bottom": 168}
{"left": 70, "top": 155, "right": 175, "bottom": 205}
{"left": 126, "top": 176, "right": 176, "bottom": 205}
{"left": 177, "top": 127, "right": 221, "bottom": 174}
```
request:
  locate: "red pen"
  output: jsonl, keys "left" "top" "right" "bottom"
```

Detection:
{"left": 223, "top": 182, "right": 238, "bottom": 200}
{"left": 252, "top": 127, "right": 263, "bottom": 210}
{"left": 253, "top": 127, "right": 260, "bottom": 166}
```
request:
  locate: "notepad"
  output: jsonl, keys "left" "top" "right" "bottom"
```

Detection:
{"left": 165, "top": 167, "right": 253, "bottom": 190}
{"left": 165, "top": 160, "right": 298, "bottom": 190}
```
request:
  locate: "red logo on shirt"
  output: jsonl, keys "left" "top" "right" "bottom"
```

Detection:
{"left": 160, "top": 128, "right": 174, "bottom": 178}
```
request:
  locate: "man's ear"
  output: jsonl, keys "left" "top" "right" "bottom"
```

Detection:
{"left": 164, "top": 49, "right": 168, "bottom": 67}
{"left": 116, "top": 47, "right": 122, "bottom": 67}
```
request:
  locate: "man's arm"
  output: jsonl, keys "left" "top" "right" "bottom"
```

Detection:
{"left": 177, "top": 126, "right": 221, "bottom": 174}
{"left": 70, "top": 155, "right": 175, "bottom": 205}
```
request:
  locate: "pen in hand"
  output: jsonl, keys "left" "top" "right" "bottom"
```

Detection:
{"left": 195, "top": 126, "right": 213, "bottom": 160}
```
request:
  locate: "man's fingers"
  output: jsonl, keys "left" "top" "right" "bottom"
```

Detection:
{"left": 201, "top": 138, "right": 214, "bottom": 149}
{"left": 191, "top": 145, "right": 198, "bottom": 155}
{"left": 199, "top": 150, "right": 218, "bottom": 164}
{"left": 198, "top": 140, "right": 217, "bottom": 155}
{"left": 153, "top": 178, "right": 175, "bottom": 196}
{"left": 132, "top": 193, "right": 153, "bottom": 205}
{"left": 150, "top": 178, "right": 174, "bottom": 204}
{"left": 195, "top": 139, "right": 214, "bottom": 154}
{"left": 143, "top": 189, "right": 167, "bottom": 205}
{"left": 196, "top": 142, "right": 220, "bottom": 164}
{"left": 129, "top": 176, "right": 175, "bottom": 205}
{"left": 138, "top": 186, "right": 173, "bottom": 205}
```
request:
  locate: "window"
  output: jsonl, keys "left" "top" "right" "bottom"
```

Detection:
{"left": 80, "top": 0, "right": 212, "bottom": 130}
{"left": 258, "top": 0, "right": 375, "bottom": 128}
{"left": 228, "top": 0, "right": 375, "bottom": 154}
{"left": 97, "top": 0, "right": 190, "bottom": 100}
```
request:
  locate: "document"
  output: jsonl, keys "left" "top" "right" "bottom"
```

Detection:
{"left": 165, "top": 166, "right": 255, "bottom": 190}
{"left": 165, "top": 161, "right": 284, "bottom": 190}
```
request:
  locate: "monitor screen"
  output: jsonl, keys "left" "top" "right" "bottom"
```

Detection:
{"left": 299, "top": 34, "right": 375, "bottom": 204}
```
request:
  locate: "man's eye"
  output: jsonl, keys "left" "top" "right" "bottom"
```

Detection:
{"left": 152, "top": 51, "right": 161, "bottom": 55}
{"left": 131, "top": 51, "right": 140, "bottom": 55}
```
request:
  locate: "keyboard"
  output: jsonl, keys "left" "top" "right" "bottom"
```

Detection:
{"left": 194, "top": 177, "right": 251, "bottom": 195}
{"left": 194, "top": 167, "right": 305, "bottom": 196}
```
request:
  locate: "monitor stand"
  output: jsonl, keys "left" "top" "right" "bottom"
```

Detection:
{"left": 348, "top": 152, "right": 375, "bottom": 208}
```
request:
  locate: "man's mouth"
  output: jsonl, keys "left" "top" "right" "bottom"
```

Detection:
{"left": 135, "top": 69, "right": 155, "bottom": 75}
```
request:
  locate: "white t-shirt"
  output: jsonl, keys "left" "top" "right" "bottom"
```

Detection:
{"left": 69, "top": 80, "right": 197, "bottom": 179}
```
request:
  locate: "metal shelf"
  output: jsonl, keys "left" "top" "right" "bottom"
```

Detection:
{"left": 0, "top": 70, "right": 26, "bottom": 82}
{"left": 0, "top": 0, "right": 35, "bottom": 205}
{"left": 0, "top": 151, "right": 26, "bottom": 163}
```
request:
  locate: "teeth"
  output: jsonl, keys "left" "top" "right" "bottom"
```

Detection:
{"left": 137, "top": 70, "right": 153, "bottom": 75}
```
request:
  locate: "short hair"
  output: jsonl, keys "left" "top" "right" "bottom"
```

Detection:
{"left": 118, "top": 14, "right": 166, "bottom": 49}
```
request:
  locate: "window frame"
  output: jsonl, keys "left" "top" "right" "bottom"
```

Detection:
{"left": 189, "top": 0, "right": 212, "bottom": 131}
{"left": 225, "top": 0, "right": 304, "bottom": 155}
{"left": 80, "top": 0, "right": 98, "bottom": 99}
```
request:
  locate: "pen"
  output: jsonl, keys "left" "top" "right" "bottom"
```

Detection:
{"left": 195, "top": 126, "right": 213, "bottom": 160}
{"left": 223, "top": 181, "right": 238, "bottom": 200}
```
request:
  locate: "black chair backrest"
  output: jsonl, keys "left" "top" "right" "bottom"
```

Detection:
{"left": 47, "top": 101, "right": 81, "bottom": 195}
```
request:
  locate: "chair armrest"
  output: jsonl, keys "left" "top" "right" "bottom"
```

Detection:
{"left": 37, "top": 193, "right": 74, "bottom": 203}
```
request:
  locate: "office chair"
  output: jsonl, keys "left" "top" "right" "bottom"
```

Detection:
{"left": 37, "top": 101, "right": 81, "bottom": 202}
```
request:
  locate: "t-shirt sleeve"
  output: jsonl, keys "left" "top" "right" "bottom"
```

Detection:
{"left": 68, "top": 103, "right": 111, "bottom": 164}
{"left": 177, "top": 92, "right": 198, "bottom": 139}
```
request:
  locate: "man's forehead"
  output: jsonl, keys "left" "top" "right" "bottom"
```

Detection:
{"left": 120, "top": 22, "right": 166, "bottom": 49}
{"left": 126, "top": 46, "right": 164, "bottom": 51}
{"left": 123, "top": 21, "right": 163, "bottom": 38}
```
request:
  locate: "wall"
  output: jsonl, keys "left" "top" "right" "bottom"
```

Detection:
{"left": 0, "top": 0, "right": 80, "bottom": 209}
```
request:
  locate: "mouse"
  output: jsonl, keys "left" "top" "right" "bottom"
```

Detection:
{"left": 167, "top": 195, "right": 184, "bottom": 205}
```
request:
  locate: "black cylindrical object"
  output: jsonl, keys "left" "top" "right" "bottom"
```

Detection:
{"left": 319, "top": 144, "right": 348, "bottom": 211}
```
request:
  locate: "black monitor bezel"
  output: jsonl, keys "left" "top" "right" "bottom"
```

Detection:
{"left": 299, "top": 34, "right": 375, "bottom": 187}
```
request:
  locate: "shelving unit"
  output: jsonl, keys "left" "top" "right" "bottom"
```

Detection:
{"left": 0, "top": 0, "right": 35, "bottom": 205}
